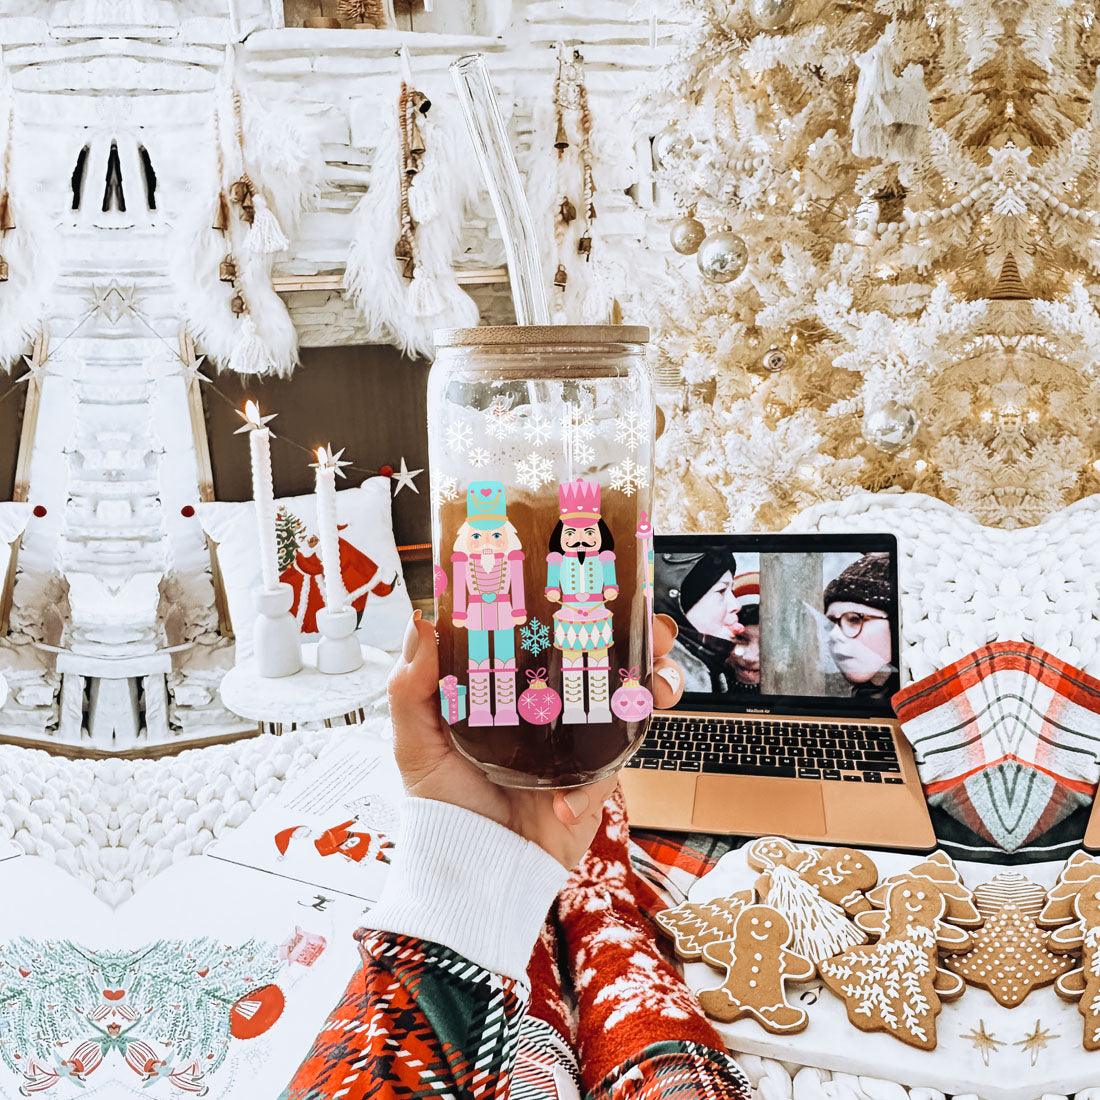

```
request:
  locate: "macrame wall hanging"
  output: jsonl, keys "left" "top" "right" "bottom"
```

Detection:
{"left": 173, "top": 47, "right": 322, "bottom": 378}
{"left": 0, "top": 59, "right": 55, "bottom": 371}
{"left": 344, "top": 69, "right": 478, "bottom": 359}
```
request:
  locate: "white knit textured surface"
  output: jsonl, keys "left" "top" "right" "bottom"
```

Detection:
{"left": 2, "top": 491, "right": 1098, "bottom": 903}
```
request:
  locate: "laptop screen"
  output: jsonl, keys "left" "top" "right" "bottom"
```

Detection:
{"left": 654, "top": 533, "right": 901, "bottom": 719}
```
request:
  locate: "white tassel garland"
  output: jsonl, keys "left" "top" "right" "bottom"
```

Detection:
{"left": 851, "top": 29, "right": 929, "bottom": 163}
{"left": 247, "top": 192, "right": 290, "bottom": 254}
{"left": 227, "top": 314, "right": 275, "bottom": 376}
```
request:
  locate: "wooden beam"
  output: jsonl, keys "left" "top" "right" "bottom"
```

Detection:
{"left": 271, "top": 267, "right": 510, "bottom": 294}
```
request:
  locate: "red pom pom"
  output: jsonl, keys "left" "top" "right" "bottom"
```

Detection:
{"left": 379, "top": 464, "right": 394, "bottom": 478}
{"left": 32, "top": 505, "right": 47, "bottom": 518}
{"left": 180, "top": 505, "right": 196, "bottom": 518}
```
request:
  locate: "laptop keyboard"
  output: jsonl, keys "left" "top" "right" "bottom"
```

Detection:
{"left": 625, "top": 714, "right": 905, "bottom": 784}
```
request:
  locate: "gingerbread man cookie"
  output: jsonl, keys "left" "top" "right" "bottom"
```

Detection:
{"left": 745, "top": 836, "right": 875, "bottom": 964}
{"left": 1050, "top": 882, "right": 1100, "bottom": 1049}
{"left": 698, "top": 904, "right": 815, "bottom": 1033}
{"left": 1039, "top": 850, "right": 1100, "bottom": 928}
{"left": 942, "top": 873, "right": 1072, "bottom": 1007}
{"left": 819, "top": 879, "right": 971, "bottom": 1050}
{"left": 866, "top": 851, "right": 982, "bottom": 928}
{"left": 655, "top": 889, "right": 755, "bottom": 962}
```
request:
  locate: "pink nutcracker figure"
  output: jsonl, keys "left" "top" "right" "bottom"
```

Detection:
{"left": 450, "top": 481, "right": 527, "bottom": 726}
{"left": 545, "top": 478, "right": 617, "bottom": 724}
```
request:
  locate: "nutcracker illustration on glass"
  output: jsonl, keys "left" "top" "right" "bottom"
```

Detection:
{"left": 546, "top": 478, "right": 617, "bottom": 724}
{"left": 450, "top": 481, "right": 526, "bottom": 726}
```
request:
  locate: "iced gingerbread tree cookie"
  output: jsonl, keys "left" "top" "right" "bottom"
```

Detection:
{"left": 1039, "top": 850, "right": 1100, "bottom": 928}
{"left": 655, "top": 889, "right": 755, "bottom": 962}
{"left": 942, "top": 873, "right": 1073, "bottom": 1007}
{"left": 818, "top": 879, "right": 971, "bottom": 1050}
{"left": 1049, "top": 883, "right": 1100, "bottom": 1049}
{"left": 698, "top": 904, "right": 815, "bottom": 1033}
{"left": 746, "top": 836, "right": 878, "bottom": 965}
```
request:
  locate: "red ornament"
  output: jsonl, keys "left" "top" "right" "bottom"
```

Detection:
{"left": 180, "top": 504, "right": 196, "bottom": 518}
{"left": 517, "top": 668, "right": 563, "bottom": 726}
{"left": 379, "top": 464, "right": 394, "bottom": 477}
{"left": 229, "top": 984, "right": 285, "bottom": 1039}
{"left": 611, "top": 668, "right": 654, "bottom": 722}
{"left": 32, "top": 505, "right": 47, "bottom": 518}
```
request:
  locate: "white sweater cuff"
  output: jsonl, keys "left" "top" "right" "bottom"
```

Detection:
{"left": 365, "top": 797, "right": 570, "bottom": 981}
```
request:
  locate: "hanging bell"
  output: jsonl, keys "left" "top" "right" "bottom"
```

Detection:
{"left": 239, "top": 192, "right": 255, "bottom": 225}
{"left": 212, "top": 191, "right": 231, "bottom": 231}
{"left": 553, "top": 263, "right": 568, "bottom": 289}
{"left": 395, "top": 238, "right": 415, "bottom": 279}
{"left": 229, "top": 292, "right": 247, "bottom": 316}
{"left": 228, "top": 178, "right": 252, "bottom": 206}
{"left": 0, "top": 257, "right": 8, "bottom": 282}
{"left": 559, "top": 196, "right": 576, "bottom": 224}
{"left": 409, "top": 116, "right": 427, "bottom": 158}
{"left": 554, "top": 115, "right": 569, "bottom": 151}
{"left": 219, "top": 255, "right": 237, "bottom": 282}
{"left": 577, "top": 235, "right": 592, "bottom": 257}
{"left": 0, "top": 192, "right": 14, "bottom": 232}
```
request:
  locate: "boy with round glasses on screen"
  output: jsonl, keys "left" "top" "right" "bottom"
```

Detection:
{"left": 822, "top": 553, "right": 899, "bottom": 700}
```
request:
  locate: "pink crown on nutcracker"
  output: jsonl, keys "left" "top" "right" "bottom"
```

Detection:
{"left": 559, "top": 478, "right": 602, "bottom": 523}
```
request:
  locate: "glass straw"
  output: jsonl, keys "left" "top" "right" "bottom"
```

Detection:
{"left": 450, "top": 53, "right": 550, "bottom": 326}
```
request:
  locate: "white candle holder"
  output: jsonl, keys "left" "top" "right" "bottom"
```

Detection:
{"left": 252, "top": 583, "right": 303, "bottom": 678}
{"left": 316, "top": 605, "right": 363, "bottom": 674}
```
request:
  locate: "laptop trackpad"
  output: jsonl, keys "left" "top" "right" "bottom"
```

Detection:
{"left": 692, "top": 776, "right": 827, "bottom": 837}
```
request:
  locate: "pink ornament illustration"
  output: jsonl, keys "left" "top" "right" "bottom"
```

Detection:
{"left": 611, "top": 667, "right": 653, "bottom": 721}
{"left": 517, "top": 668, "right": 563, "bottom": 726}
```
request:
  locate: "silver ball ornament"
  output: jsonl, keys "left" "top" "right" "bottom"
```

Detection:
{"left": 862, "top": 400, "right": 919, "bottom": 453}
{"left": 748, "top": 0, "right": 796, "bottom": 30}
{"left": 669, "top": 213, "right": 707, "bottom": 255}
{"left": 762, "top": 346, "right": 787, "bottom": 372}
{"left": 696, "top": 228, "right": 748, "bottom": 284}
{"left": 653, "top": 125, "right": 689, "bottom": 168}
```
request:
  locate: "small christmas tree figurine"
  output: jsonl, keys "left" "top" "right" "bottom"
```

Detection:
{"left": 943, "top": 873, "right": 1073, "bottom": 1007}
{"left": 655, "top": 890, "right": 755, "bottom": 962}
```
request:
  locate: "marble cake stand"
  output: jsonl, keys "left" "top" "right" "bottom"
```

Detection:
{"left": 219, "top": 643, "right": 393, "bottom": 735}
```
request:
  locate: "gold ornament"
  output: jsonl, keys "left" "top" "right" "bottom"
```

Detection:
{"left": 219, "top": 256, "right": 237, "bottom": 283}
{"left": 554, "top": 263, "right": 568, "bottom": 289}
{"left": 228, "top": 178, "right": 252, "bottom": 206}
{"left": 229, "top": 292, "right": 247, "bottom": 316}
{"left": 554, "top": 114, "right": 570, "bottom": 151}
{"left": 670, "top": 212, "right": 706, "bottom": 255}
{"left": 577, "top": 235, "right": 593, "bottom": 257}
{"left": 696, "top": 227, "right": 748, "bottom": 283}
{"left": 212, "top": 190, "right": 231, "bottom": 231}
{"left": 862, "top": 400, "right": 919, "bottom": 453}
{"left": 559, "top": 196, "right": 576, "bottom": 224}
{"left": 762, "top": 346, "right": 787, "bottom": 372}
{"left": 748, "top": 0, "right": 796, "bottom": 31}
{"left": 0, "top": 256, "right": 8, "bottom": 282}
{"left": 0, "top": 191, "right": 13, "bottom": 231}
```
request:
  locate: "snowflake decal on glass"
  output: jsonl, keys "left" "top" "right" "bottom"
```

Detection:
{"left": 562, "top": 403, "right": 598, "bottom": 466}
{"left": 485, "top": 395, "right": 518, "bottom": 441}
{"left": 515, "top": 453, "right": 554, "bottom": 490}
{"left": 469, "top": 446, "right": 491, "bottom": 468}
{"left": 571, "top": 440, "right": 595, "bottom": 466}
{"left": 520, "top": 617, "right": 551, "bottom": 656}
{"left": 523, "top": 412, "right": 555, "bottom": 447}
{"left": 609, "top": 459, "right": 647, "bottom": 496}
{"left": 445, "top": 420, "right": 473, "bottom": 454}
{"left": 433, "top": 474, "right": 459, "bottom": 502}
{"left": 614, "top": 406, "right": 646, "bottom": 451}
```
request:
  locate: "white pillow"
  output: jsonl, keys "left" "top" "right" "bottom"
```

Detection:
{"left": 198, "top": 477, "right": 412, "bottom": 658}
{"left": 0, "top": 502, "right": 30, "bottom": 552}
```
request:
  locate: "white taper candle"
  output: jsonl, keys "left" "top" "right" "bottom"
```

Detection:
{"left": 244, "top": 400, "right": 279, "bottom": 591}
{"left": 314, "top": 446, "right": 349, "bottom": 613}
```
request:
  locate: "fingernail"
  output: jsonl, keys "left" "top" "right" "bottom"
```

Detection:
{"left": 401, "top": 609, "right": 422, "bottom": 662}
{"left": 563, "top": 790, "right": 589, "bottom": 818}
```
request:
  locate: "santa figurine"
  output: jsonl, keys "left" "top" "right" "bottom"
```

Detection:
{"left": 450, "top": 481, "right": 526, "bottom": 727}
{"left": 545, "top": 478, "right": 617, "bottom": 724}
{"left": 279, "top": 519, "right": 397, "bottom": 634}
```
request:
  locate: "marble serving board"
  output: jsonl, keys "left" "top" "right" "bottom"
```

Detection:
{"left": 687, "top": 849, "right": 1079, "bottom": 1100}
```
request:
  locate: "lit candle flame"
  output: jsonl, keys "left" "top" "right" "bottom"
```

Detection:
{"left": 245, "top": 399, "right": 260, "bottom": 423}
{"left": 316, "top": 445, "right": 328, "bottom": 465}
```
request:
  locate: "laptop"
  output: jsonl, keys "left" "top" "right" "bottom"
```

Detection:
{"left": 621, "top": 532, "right": 936, "bottom": 850}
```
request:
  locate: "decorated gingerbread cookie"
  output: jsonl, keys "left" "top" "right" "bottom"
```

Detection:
{"left": 698, "top": 904, "right": 815, "bottom": 1033}
{"left": 745, "top": 836, "right": 876, "bottom": 965}
{"left": 1039, "top": 850, "right": 1100, "bottom": 928}
{"left": 942, "top": 873, "right": 1073, "bottom": 1007}
{"left": 655, "top": 890, "right": 755, "bottom": 962}
{"left": 819, "top": 879, "right": 971, "bottom": 1050}
{"left": 1050, "top": 882, "right": 1100, "bottom": 1049}
{"left": 866, "top": 850, "right": 982, "bottom": 928}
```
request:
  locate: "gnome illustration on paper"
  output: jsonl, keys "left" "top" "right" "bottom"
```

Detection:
{"left": 545, "top": 478, "right": 618, "bottom": 724}
{"left": 450, "top": 481, "right": 527, "bottom": 726}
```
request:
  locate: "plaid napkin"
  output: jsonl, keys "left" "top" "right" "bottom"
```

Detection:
{"left": 893, "top": 641, "right": 1100, "bottom": 853}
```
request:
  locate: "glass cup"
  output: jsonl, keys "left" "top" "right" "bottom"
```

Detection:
{"left": 428, "top": 325, "right": 656, "bottom": 788}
